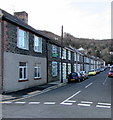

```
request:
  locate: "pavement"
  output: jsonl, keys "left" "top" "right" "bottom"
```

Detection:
{"left": 1, "top": 80, "right": 67, "bottom": 102}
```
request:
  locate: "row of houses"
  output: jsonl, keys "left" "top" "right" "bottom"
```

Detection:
{"left": 0, "top": 9, "right": 105, "bottom": 93}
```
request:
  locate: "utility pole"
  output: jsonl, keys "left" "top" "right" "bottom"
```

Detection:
{"left": 61, "top": 25, "right": 63, "bottom": 83}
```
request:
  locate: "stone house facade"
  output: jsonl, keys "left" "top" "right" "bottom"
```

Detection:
{"left": 0, "top": 9, "right": 50, "bottom": 93}
{"left": 0, "top": 9, "right": 105, "bottom": 93}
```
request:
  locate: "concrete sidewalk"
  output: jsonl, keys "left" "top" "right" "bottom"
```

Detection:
{"left": 1, "top": 80, "right": 67, "bottom": 102}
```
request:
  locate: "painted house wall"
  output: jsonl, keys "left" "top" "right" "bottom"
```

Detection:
{"left": 2, "top": 20, "right": 48, "bottom": 92}
{"left": 3, "top": 52, "right": 47, "bottom": 92}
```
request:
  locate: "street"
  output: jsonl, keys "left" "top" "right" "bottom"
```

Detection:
{"left": 2, "top": 69, "right": 111, "bottom": 118}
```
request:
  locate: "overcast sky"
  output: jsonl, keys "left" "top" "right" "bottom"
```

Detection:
{"left": 0, "top": 0, "right": 112, "bottom": 39}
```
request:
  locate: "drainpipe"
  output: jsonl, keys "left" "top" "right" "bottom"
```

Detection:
{"left": 46, "top": 40, "right": 49, "bottom": 83}
{"left": 61, "top": 25, "right": 63, "bottom": 83}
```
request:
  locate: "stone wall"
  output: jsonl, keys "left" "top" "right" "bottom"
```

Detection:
{"left": 6, "top": 22, "right": 47, "bottom": 58}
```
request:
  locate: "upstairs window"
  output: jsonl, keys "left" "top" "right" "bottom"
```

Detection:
{"left": 34, "top": 36, "right": 42, "bottom": 53}
{"left": 68, "top": 50, "right": 71, "bottom": 60}
{"left": 74, "top": 53, "right": 77, "bottom": 61}
{"left": 59, "top": 47, "right": 61, "bottom": 58}
{"left": 62, "top": 48, "right": 66, "bottom": 59}
{"left": 52, "top": 45, "right": 58, "bottom": 57}
{"left": 17, "top": 28, "right": 28, "bottom": 50}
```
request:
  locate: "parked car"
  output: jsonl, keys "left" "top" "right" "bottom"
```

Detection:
{"left": 88, "top": 70, "right": 96, "bottom": 76}
{"left": 99, "top": 68, "right": 105, "bottom": 72}
{"left": 68, "top": 72, "right": 83, "bottom": 82}
{"left": 108, "top": 70, "right": 113, "bottom": 77}
{"left": 95, "top": 69, "right": 101, "bottom": 74}
{"left": 80, "top": 71, "right": 88, "bottom": 80}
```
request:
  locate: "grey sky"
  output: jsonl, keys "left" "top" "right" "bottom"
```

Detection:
{"left": 0, "top": 0, "right": 112, "bottom": 39}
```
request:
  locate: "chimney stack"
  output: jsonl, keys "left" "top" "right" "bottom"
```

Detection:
{"left": 14, "top": 11, "right": 28, "bottom": 24}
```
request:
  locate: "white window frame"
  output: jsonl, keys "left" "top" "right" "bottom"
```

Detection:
{"left": 74, "top": 63, "right": 77, "bottom": 72}
{"left": 19, "top": 62, "right": 28, "bottom": 80}
{"left": 52, "top": 45, "right": 57, "bottom": 54}
{"left": 68, "top": 63, "right": 71, "bottom": 74}
{"left": 68, "top": 50, "right": 71, "bottom": 60}
{"left": 74, "top": 53, "right": 77, "bottom": 61}
{"left": 62, "top": 48, "right": 66, "bottom": 59}
{"left": 17, "top": 28, "right": 29, "bottom": 50}
{"left": 63, "top": 63, "right": 66, "bottom": 80}
{"left": 59, "top": 47, "right": 61, "bottom": 58}
{"left": 34, "top": 35, "right": 42, "bottom": 53}
{"left": 52, "top": 62, "right": 58, "bottom": 77}
{"left": 34, "top": 64, "right": 41, "bottom": 78}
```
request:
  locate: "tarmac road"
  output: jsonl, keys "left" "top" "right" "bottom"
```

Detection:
{"left": 2, "top": 69, "right": 111, "bottom": 118}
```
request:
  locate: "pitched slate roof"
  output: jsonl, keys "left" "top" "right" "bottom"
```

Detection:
{"left": 1, "top": 9, "right": 50, "bottom": 40}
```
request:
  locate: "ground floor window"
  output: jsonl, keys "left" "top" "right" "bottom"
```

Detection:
{"left": 52, "top": 61, "right": 58, "bottom": 76}
{"left": 19, "top": 62, "right": 27, "bottom": 80}
{"left": 68, "top": 63, "right": 71, "bottom": 74}
{"left": 63, "top": 63, "right": 66, "bottom": 80}
{"left": 74, "top": 63, "right": 77, "bottom": 72}
{"left": 34, "top": 64, "right": 41, "bottom": 78}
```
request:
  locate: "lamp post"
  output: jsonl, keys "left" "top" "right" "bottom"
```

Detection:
{"left": 61, "top": 25, "right": 63, "bottom": 83}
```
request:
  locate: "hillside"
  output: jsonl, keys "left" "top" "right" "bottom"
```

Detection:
{"left": 39, "top": 30, "right": 112, "bottom": 64}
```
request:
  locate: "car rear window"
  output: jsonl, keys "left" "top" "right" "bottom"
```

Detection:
{"left": 72, "top": 73, "right": 77, "bottom": 76}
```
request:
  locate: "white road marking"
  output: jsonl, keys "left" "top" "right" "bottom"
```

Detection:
{"left": 44, "top": 102, "right": 56, "bottom": 105}
{"left": 2, "top": 102, "right": 12, "bottom": 104}
{"left": 60, "top": 91, "right": 81, "bottom": 105}
{"left": 65, "top": 91, "right": 81, "bottom": 101}
{"left": 85, "top": 83, "right": 93, "bottom": 88}
{"left": 28, "top": 102, "right": 40, "bottom": 104}
{"left": 81, "top": 101, "right": 93, "bottom": 104}
{"left": 78, "top": 103, "right": 91, "bottom": 107}
{"left": 103, "top": 77, "right": 108, "bottom": 85}
{"left": 15, "top": 102, "right": 26, "bottom": 104}
{"left": 96, "top": 105, "right": 111, "bottom": 109}
{"left": 97, "top": 102, "right": 111, "bottom": 106}
{"left": 66, "top": 100, "right": 76, "bottom": 103}
{"left": 60, "top": 102, "right": 73, "bottom": 105}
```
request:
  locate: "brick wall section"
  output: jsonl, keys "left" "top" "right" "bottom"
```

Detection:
{"left": 5, "top": 21, "right": 47, "bottom": 58}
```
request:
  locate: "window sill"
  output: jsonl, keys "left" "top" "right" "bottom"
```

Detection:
{"left": 34, "top": 78, "right": 42, "bottom": 80}
{"left": 17, "top": 46, "right": 29, "bottom": 50}
{"left": 52, "top": 76, "right": 57, "bottom": 77}
{"left": 18, "top": 79, "right": 29, "bottom": 82}
{"left": 34, "top": 50, "right": 42, "bottom": 53}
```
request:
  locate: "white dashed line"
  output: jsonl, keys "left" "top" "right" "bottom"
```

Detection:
{"left": 98, "top": 102, "right": 111, "bottom": 106}
{"left": 2, "top": 102, "right": 12, "bottom": 104}
{"left": 81, "top": 101, "right": 93, "bottom": 104}
{"left": 28, "top": 102, "right": 40, "bottom": 104}
{"left": 85, "top": 83, "right": 93, "bottom": 88}
{"left": 44, "top": 102, "right": 56, "bottom": 105}
{"left": 103, "top": 77, "right": 108, "bottom": 85}
{"left": 60, "top": 102, "right": 73, "bottom": 105}
{"left": 67, "top": 100, "right": 76, "bottom": 103}
{"left": 96, "top": 105, "right": 111, "bottom": 109}
{"left": 78, "top": 103, "right": 91, "bottom": 107}
{"left": 15, "top": 102, "right": 26, "bottom": 104}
